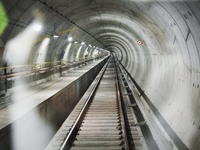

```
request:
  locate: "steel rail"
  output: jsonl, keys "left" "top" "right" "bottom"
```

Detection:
{"left": 114, "top": 58, "right": 131, "bottom": 150}
{"left": 115, "top": 58, "right": 159, "bottom": 150}
{"left": 59, "top": 58, "right": 110, "bottom": 150}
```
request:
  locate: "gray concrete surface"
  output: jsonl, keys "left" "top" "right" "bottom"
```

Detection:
{"left": 0, "top": 58, "right": 107, "bottom": 150}
{"left": 0, "top": 0, "right": 200, "bottom": 149}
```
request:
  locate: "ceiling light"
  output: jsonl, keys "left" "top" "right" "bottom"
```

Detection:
{"left": 68, "top": 37, "right": 73, "bottom": 42}
{"left": 53, "top": 35, "right": 59, "bottom": 38}
{"left": 81, "top": 42, "right": 85, "bottom": 45}
{"left": 33, "top": 23, "right": 42, "bottom": 32}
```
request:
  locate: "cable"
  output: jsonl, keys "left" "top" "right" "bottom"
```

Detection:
{"left": 38, "top": 0, "right": 105, "bottom": 48}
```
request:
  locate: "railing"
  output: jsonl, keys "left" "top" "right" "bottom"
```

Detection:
{"left": 0, "top": 56, "right": 106, "bottom": 96}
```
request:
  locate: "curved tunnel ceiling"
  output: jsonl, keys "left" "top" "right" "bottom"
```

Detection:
{"left": 1, "top": 0, "right": 200, "bottom": 149}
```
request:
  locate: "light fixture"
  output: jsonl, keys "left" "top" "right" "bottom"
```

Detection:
{"left": 81, "top": 42, "right": 85, "bottom": 45}
{"left": 68, "top": 37, "right": 73, "bottom": 42}
{"left": 74, "top": 41, "right": 78, "bottom": 44}
{"left": 89, "top": 44, "right": 92, "bottom": 47}
{"left": 53, "top": 35, "right": 59, "bottom": 39}
{"left": 33, "top": 23, "right": 42, "bottom": 32}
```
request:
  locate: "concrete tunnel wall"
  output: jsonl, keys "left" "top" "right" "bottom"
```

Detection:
{"left": 1, "top": 0, "right": 200, "bottom": 149}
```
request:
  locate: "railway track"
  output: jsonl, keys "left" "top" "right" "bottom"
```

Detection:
{"left": 70, "top": 59, "right": 125, "bottom": 150}
{"left": 46, "top": 57, "right": 148, "bottom": 150}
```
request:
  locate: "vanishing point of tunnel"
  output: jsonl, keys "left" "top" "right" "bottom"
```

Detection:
{"left": 0, "top": 0, "right": 200, "bottom": 150}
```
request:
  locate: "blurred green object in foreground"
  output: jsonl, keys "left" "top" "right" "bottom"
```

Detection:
{"left": 0, "top": 2, "right": 8, "bottom": 35}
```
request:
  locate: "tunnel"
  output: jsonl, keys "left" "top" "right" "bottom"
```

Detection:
{"left": 0, "top": 0, "right": 200, "bottom": 150}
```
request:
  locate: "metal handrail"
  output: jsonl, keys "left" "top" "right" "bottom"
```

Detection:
{"left": 0, "top": 57, "right": 95, "bottom": 71}
{"left": 0, "top": 57, "right": 102, "bottom": 79}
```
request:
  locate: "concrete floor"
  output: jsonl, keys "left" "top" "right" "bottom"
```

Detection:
{"left": 0, "top": 58, "right": 107, "bottom": 150}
